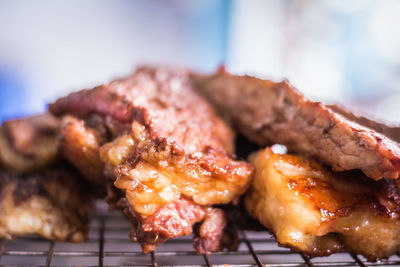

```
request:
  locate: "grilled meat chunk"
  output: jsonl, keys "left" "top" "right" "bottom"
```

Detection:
{"left": 0, "top": 168, "right": 92, "bottom": 242}
{"left": 49, "top": 66, "right": 253, "bottom": 252}
{"left": 245, "top": 147, "right": 400, "bottom": 261}
{"left": 0, "top": 113, "right": 60, "bottom": 173}
{"left": 192, "top": 69, "right": 400, "bottom": 180}
{"left": 0, "top": 115, "right": 93, "bottom": 242}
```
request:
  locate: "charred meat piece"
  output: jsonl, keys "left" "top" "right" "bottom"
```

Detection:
{"left": 0, "top": 168, "right": 92, "bottom": 242}
{"left": 192, "top": 69, "right": 400, "bottom": 180}
{"left": 245, "top": 147, "right": 400, "bottom": 261}
{"left": 0, "top": 113, "right": 60, "bottom": 173}
{"left": 50, "top": 66, "right": 253, "bottom": 252}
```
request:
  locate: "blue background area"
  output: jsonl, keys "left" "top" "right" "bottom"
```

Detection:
{"left": 0, "top": 70, "right": 29, "bottom": 121}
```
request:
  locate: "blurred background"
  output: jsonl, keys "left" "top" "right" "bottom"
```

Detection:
{"left": 0, "top": 0, "right": 399, "bottom": 122}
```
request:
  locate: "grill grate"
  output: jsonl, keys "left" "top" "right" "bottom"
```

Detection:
{"left": 1, "top": 201, "right": 400, "bottom": 267}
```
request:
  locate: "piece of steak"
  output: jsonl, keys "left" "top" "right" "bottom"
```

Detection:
{"left": 192, "top": 68, "right": 400, "bottom": 180}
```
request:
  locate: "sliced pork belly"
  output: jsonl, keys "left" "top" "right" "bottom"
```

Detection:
{"left": 245, "top": 147, "right": 400, "bottom": 261}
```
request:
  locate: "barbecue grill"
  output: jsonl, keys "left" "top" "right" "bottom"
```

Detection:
{"left": 1, "top": 201, "right": 399, "bottom": 267}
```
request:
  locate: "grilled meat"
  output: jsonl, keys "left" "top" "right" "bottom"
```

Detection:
{"left": 245, "top": 147, "right": 400, "bottom": 261}
{"left": 0, "top": 115, "right": 93, "bottom": 242}
{"left": 193, "top": 207, "right": 239, "bottom": 254}
{"left": 192, "top": 68, "right": 400, "bottom": 180}
{"left": 327, "top": 104, "right": 400, "bottom": 143}
{"left": 49, "top": 66, "right": 253, "bottom": 253}
{"left": 0, "top": 113, "right": 60, "bottom": 173}
{"left": 117, "top": 195, "right": 205, "bottom": 253}
{"left": 0, "top": 168, "right": 92, "bottom": 242}
{"left": 59, "top": 116, "right": 107, "bottom": 184}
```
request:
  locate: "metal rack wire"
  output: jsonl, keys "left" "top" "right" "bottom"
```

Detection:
{"left": 1, "top": 201, "right": 400, "bottom": 267}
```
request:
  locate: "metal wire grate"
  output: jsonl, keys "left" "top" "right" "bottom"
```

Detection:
{"left": 1, "top": 201, "right": 400, "bottom": 267}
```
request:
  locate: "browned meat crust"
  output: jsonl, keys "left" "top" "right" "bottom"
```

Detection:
{"left": 59, "top": 116, "right": 107, "bottom": 184}
{"left": 192, "top": 69, "right": 400, "bottom": 180}
{"left": 49, "top": 66, "right": 253, "bottom": 252}
{"left": 245, "top": 147, "right": 400, "bottom": 261}
{"left": 0, "top": 168, "right": 92, "bottom": 242}
{"left": 0, "top": 113, "right": 60, "bottom": 173}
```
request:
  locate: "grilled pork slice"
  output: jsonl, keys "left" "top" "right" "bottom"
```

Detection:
{"left": 0, "top": 113, "right": 60, "bottom": 173}
{"left": 192, "top": 69, "right": 400, "bottom": 180}
{"left": 245, "top": 147, "right": 400, "bottom": 261}
{"left": 0, "top": 168, "right": 92, "bottom": 242}
{"left": 49, "top": 66, "right": 253, "bottom": 253}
